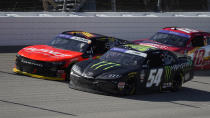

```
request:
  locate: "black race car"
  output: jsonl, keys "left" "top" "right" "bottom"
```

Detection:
{"left": 69, "top": 44, "right": 194, "bottom": 95}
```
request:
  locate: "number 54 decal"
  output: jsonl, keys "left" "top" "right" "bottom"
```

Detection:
{"left": 146, "top": 68, "right": 163, "bottom": 87}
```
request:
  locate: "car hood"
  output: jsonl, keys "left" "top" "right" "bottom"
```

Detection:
{"left": 18, "top": 45, "right": 83, "bottom": 61}
{"left": 134, "top": 39, "right": 184, "bottom": 53}
{"left": 81, "top": 60, "right": 138, "bottom": 79}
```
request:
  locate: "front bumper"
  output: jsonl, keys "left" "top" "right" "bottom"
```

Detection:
{"left": 14, "top": 56, "right": 66, "bottom": 81}
{"left": 13, "top": 68, "right": 65, "bottom": 81}
{"left": 69, "top": 74, "right": 120, "bottom": 94}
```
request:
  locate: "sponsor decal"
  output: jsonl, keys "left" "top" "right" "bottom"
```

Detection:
{"left": 164, "top": 61, "right": 192, "bottom": 81}
{"left": 21, "top": 59, "right": 43, "bottom": 67}
{"left": 118, "top": 82, "right": 125, "bottom": 89}
{"left": 164, "top": 66, "right": 171, "bottom": 82}
{"left": 146, "top": 68, "right": 163, "bottom": 87}
{"left": 111, "top": 47, "right": 147, "bottom": 57}
{"left": 91, "top": 61, "right": 120, "bottom": 70}
{"left": 174, "top": 28, "right": 198, "bottom": 33}
{"left": 58, "top": 34, "right": 91, "bottom": 43}
{"left": 126, "top": 44, "right": 157, "bottom": 51}
{"left": 162, "top": 82, "right": 172, "bottom": 88}
{"left": 111, "top": 47, "right": 127, "bottom": 52}
{"left": 24, "top": 47, "right": 73, "bottom": 57}
{"left": 170, "top": 62, "right": 192, "bottom": 70}
{"left": 159, "top": 30, "right": 190, "bottom": 38}
{"left": 69, "top": 32, "right": 95, "bottom": 38}
{"left": 140, "top": 43, "right": 168, "bottom": 50}
{"left": 128, "top": 72, "right": 137, "bottom": 78}
{"left": 126, "top": 50, "right": 147, "bottom": 57}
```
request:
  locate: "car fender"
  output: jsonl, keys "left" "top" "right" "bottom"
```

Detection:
{"left": 188, "top": 45, "right": 210, "bottom": 69}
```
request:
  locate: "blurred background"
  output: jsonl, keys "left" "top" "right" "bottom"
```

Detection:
{"left": 0, "top": 0, "right": 210, "bottom": 12}
{"left": 1, "top": 0, "right": 210, "bottom": 48}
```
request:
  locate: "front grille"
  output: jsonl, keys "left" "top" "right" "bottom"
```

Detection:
{"left": 16, "top": 56, "right": 58, "bottom": 77}
{"left": 71, "top": 74, "right": 118, "bottom": 93}
{"left": 71, "top": 75, "right": 95, "bottom": 88}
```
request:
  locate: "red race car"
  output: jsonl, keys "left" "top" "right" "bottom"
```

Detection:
{"left": 13, "top": 31, "right": 130, "bottom": 81}
{"left": 134, "top": 27, "right": 210, "bottom": 69}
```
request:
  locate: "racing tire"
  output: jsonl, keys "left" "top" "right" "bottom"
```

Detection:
{"left": 120, "top": 78, "right": 136, "bottom": 96}
{"left": 65, "top": 64, "right": 75, "bottom": 82}
{"left": 170, "top": 73, "right": 183, "bottom": 92}
{"left": 159, "top": 84, "right": 164, "bottom": 93}
{"left": 65, "top": 69, "right": 70, "bottom": 82}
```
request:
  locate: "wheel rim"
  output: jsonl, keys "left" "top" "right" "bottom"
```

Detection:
{"left": 125, "top": 79, "right": 136, "bottom": 95}
{"left": 172, "top": 74, "right": 183, "bottom": 91}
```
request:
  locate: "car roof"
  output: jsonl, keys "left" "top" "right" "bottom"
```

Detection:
{"left": 62, "top": 31, "right": 109, "bottom": 40}
{"left": 115, "top": 44, "right": 188, "bottom": 59}
{"left": 160, "top": 27, "right": 206, "bottom": 38}
{"left": 119, "top": 44, "right": 159, "bottom": 53}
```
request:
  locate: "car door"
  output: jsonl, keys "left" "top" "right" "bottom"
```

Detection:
{"left": 161, "top": 51, "right": 178, "bottom": 88}
{"left": 144, "top": 51, "right": 164, "bottom": 89}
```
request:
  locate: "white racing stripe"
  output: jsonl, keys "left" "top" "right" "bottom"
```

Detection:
{"left": 125, "top": 50, "right": 147, "bottom": 57}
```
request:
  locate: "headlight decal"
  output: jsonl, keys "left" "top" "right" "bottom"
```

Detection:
{"left": 70, "top": 71, "right": 80, "bottom": 77}
{"left": 98, "top": 73, "right": 122, "bottom": 79}
{"left": 71, "top": 65, "right": 81, "bottom": 74}
{"left": 107, "top": 74, "right": 121, "bottom": 78}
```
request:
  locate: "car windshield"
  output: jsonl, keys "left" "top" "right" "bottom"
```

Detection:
{"left": 150, "top": 32, "right": 189, "bottom": 47}
{"left": 48, "top": 36, "right": 89, "bottom": 52}
{"left": 100, "top": 50, "right": 145, "bottom": 66}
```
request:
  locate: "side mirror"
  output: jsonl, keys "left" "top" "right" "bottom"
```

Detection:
{"left": 82, "top": 51, "right": 92, "bottom": 58}
{"left": 82, "top": 53, "right": 90, "bottom": 58}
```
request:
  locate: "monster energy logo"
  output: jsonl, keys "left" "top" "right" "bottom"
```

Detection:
{"left": 91, "top": 61, "right": 120, "bottom": 70}
{"left": 165, "top": 66, "right": 171, "bottom": 81}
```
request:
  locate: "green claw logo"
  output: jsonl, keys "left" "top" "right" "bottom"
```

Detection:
{"left": 165, "top": 66, "right": 171, "bottom": 81}
{"left": 91, "top": 61, "right": 120, "bottom": 70}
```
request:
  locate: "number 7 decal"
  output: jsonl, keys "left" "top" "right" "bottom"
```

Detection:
{"left": 146, "top": 68, "right": 163, "bottom": 87}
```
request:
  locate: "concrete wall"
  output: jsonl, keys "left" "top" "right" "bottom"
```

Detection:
{"left": 0, "top": 13, "right": 210, "bottom": 46}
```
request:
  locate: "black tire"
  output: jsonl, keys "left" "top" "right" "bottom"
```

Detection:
{"left": 65, "top": 64, "right": 75, "bottom": 82}
{"left": 170, "top": 73, "right": 183, "bottom": 92}
{"left": 120, "top": 78, "right": 136, "bottom": 96}
{"left": 159, "top": 83, "right": 164, "bottom": 92}
{"left": 65, "top": 68, "right": 70, "bottom": 82}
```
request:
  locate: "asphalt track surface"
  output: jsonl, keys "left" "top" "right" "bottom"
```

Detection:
{"left": 0, "top": 53, "right": 210, "bottom": 118}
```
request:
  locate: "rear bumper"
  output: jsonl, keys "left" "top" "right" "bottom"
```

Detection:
{"left": 13, "top": 68, "right": 65, "bottom": 81}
